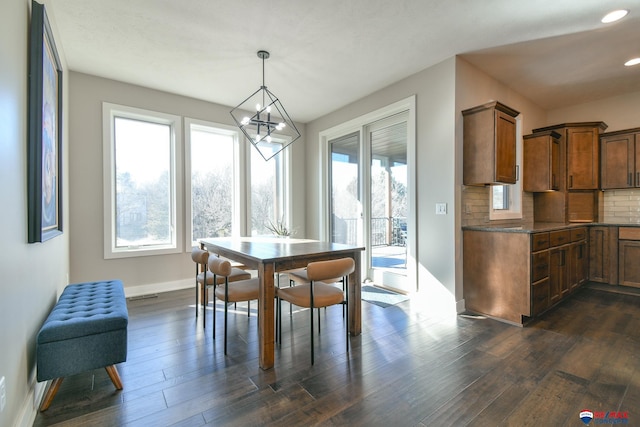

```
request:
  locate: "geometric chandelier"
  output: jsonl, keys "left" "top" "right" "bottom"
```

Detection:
{"left": 230, "top": 50, "right": 301, "bottom": 161}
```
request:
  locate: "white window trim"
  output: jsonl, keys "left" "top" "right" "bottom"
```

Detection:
{"left": 102, "top": 102, "right": 183, "bottom": 259}
{"left": 489, "top": 115, "right": 523, "bottom": 220}
{"left": 184, "top": 118, "right": 242, "bottom": 247}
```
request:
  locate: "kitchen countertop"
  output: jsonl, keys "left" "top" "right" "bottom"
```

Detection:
{"left": 462, "top": 222, "right": 640, "bottom": 233}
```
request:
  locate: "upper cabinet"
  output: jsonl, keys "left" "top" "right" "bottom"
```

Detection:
{"left": 462, "top": 101, "right": 519, "bottom": 186}
{"left": 523, "top": 130, "right": 561, "bottom": 192}
{"left": 601, "top": 128, "right": 640, "bottom": 190}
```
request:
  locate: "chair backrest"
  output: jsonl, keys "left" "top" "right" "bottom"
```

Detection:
{"left": 191, "top": 247, "right": 209, "bottom": 265}
{"left": 208, "top": 256, "right": 232, "bottom": 277}
{"left": 306, "top": 258, "right": 355, "bottom": 282}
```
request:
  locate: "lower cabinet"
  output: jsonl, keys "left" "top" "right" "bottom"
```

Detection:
{"left": 463, "top": 226, "right": 588, "bottom": 325}
{"left": 619, "top": 227, "right": 640, "bottom": 288}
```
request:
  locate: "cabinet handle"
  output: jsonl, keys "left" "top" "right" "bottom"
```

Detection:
{"left": 561, "top": 250, "right": 566, "bottom": 266}
{"left": 630, "top": 173, "right": 633, "bottom": 186}
{"left": 637, "top": 172, "right": 639, "bottom": 187}
{"left": 552, "top": 174, "right": 556, "bottom": 188}
{"left": 569, "top": 175, "right": 573, "bottom": 188}
{"left": 515, "top": 165, "right": 519, "bottom": 182}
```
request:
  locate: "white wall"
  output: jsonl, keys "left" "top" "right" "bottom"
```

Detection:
{"left": 68, "top": 72, "right": 307, "bottom": 296}
{"left": 0, "top": 1, "right": 70, "bottom": 426}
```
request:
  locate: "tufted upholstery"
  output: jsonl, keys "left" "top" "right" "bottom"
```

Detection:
{"left": 36, "top": 280, "right": 128, "bottom": 384}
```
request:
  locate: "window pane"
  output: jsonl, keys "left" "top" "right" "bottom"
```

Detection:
{"left": 251, "top": 143, "right": 283, "bottom": 235}
{"left": 190, "top": 127, "right": 234, "bottom": 240}
{"left": 492, "top": 185, "right": 509, "bottom": 210}
{"left": 114, "top": 117, "right": 172, "bottom": 247}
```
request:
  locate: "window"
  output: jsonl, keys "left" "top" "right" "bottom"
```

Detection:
{"left": 103, "top": 103, "right": 182, "bottom": 258}
{"left": 250, "top": 140, "right": 290, "bottom": 236}
{"left": 186, "top": 120, "right": 240, "bottom": 245}
{"left": 185, "top": 119, "right": 291, "bottom": 244}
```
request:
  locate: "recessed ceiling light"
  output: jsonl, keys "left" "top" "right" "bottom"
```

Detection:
{"left": 601, "top": 9, "right": 629, "bottom": 23}
{"left": 625, "top": 58, "right": 640, "bottom": 67}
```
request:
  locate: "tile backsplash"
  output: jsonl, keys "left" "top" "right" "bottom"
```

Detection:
{"left": 462, "top": 187, "right": 640, "bottom": 226}
{"left": 602, "top": 189, "right": 640, "bottom": 224}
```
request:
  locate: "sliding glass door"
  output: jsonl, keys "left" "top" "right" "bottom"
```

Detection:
{"left": 328, "top": 110, "right": 412, "bottom": 293}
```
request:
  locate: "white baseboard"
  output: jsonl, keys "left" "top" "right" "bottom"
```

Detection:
{"left": 123, "top": 278, "right": 192, "bottom": 299}
{"left": 16, "top": 375, "right": 46, "bottom": 427}
{"left": 456, "top": 298, "right": 466, "bottom": 314}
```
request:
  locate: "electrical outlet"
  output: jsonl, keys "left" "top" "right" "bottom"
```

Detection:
{"left": 435, "top": 203, "right": 447, "bottom": 215}
{"left": 0, "top": 376, "right": 6, "bottom": 412}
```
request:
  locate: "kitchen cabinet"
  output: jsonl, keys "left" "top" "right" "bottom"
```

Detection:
{"left": 589, "top": 226, "right": 618, "bottom": 284}
{"left": 618, "top": 227, "right": 640, "bottom": 288}
{"left": 601, "top": 128, "right": 640, "bottom": 189}
{"left": 531, "top": 122, "right": 607, "bottom": 222}
{"left": 462, "top": 101, "right": 519, "bottom": 186}
{"left": 569, "top": 227, "right": 588, "bottom": 292}
{"left": 463, "top": 225, "right": 585, "bottom": 325}
{"left": 548, "top": 230, "right": 570, "bottom": 303}
{"left": 523, "top": 130, "right": 561, "bottom": 192}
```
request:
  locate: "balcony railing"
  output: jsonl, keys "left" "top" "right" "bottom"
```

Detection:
{"left": 332, "top": 216, "right": 406, "bottom": 247}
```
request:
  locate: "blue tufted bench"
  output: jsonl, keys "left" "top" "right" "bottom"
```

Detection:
{"left": 36, "top": 280, "right": 128, "bottom": 411}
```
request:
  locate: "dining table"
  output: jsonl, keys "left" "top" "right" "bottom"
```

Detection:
{"left": 199, "top": 237, "right": 364, "bottom": 370}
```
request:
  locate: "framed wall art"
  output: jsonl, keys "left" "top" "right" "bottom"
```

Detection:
{"left": 28, "top": 1, "right": 63, "bottom": 243}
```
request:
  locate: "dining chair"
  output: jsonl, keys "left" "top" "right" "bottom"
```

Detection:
{"left": 190, "top": 247, "right": 251, "bottom": 328}
{"left": 276, "top": 257, "right": 355, "bottom": 365}
{"left": 287, "top": 267, "right": 345, "bottom": 326}
{"left": 208, "top": 256, "right": 260, "bottom": 355}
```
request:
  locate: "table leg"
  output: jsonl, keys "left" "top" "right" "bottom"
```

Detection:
{"left": 258, "top": 262, "right": 275, "bottom": 369}
{"left": 349, "top": 250, "right": 362, "bottom": 336}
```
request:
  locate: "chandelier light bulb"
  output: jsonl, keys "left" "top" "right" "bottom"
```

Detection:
{"left": 266, "top": 106, "right": 272, "bottom": 113}
{"left": 266, "top": 135, "right": 272, "bottom": 143}
{"left": 256, "top": 103, "right": 261, "bottom": 111}
{"left": 255, "top": 134, "right": 262, "bottom": 142}
{"left": 241, "top": 117, "right": 250, "bottom": 125}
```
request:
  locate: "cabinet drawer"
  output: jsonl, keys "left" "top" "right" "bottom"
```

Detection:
{"left": 532, "top": 233, "right": 550, "bottom": 251}
{"left": 531, "top": 278, "right": 550, "bottom": 316}
{"left": 571, "top": 227, "right": 587, "bottom": 242}
{"left": 550, "top": 230, "right": 571, "bottom": 247}
{"left": 531, "top": 251, "right": 550, "bottom": 282}
{"left": 619, "top": 227, "right": 640, "bottom": 241}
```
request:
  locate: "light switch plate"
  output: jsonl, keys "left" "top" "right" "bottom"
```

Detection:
{"left": 436, "top": 203, "right": 447, "bottom": 215}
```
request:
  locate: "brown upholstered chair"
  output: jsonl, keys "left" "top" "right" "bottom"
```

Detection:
{"left": 191, "top": 247, "right": 251, "bottom": 328}
{"left": 276, "top": 257, "right": 355, "bottom": 364}
{"left": 208, "top": 256, "right": 260, "bottom": 355}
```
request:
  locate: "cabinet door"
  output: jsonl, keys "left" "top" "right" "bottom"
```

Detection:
{"left": 567, "top": 127, "right": 599, "bottom": 189}
{"left": 601, "top": 133, "right": 633, "bottom": 189}
{"left": 549, "top": 247, "right": 568, "bottom": 303}
{"left": 523, "top": 133, "right": 560, "bottom": 192}
{"left": 569, "top": 241, "right": 587, "bottom": 291}
{"left": 495, "top": 110, "right": 517, "bottom": 184}
{"left": 619, "top": 240, "right": 640, "bottom": 288}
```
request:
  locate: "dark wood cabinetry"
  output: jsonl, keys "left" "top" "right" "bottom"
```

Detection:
{"left": 463, "top": 226, "right": 588, "bottom": 325}
{"left": 463, "top": 101, "right": 519, "bottom": 186}
{"left": 618, "top": 227, "right": 640, "bottom": 288}
{"left": 601, "top": 128, "right": 640, "bottom": 189}
{"left": 588, "top": 226, "right": 618, "bottom": 284}
{"left": 530, "top": 122, "right": 607, "bottom": 223}
{"left": 523, "top": 131, "right": 561, "bottom": 192}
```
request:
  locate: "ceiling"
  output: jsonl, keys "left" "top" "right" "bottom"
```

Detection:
{"left": 47, "top": 0, "right": 640, "bottom": 123}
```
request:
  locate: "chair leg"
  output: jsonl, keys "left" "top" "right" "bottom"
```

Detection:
{"left": 212, "top": 295, "right": 216, "bottom": 339}
{"left": 310, "top": 302, "right": 315, "bottom": 365}
{"left": 248, "top": 300, "right": 250, "bottom": 317}
{"left": 317, "top": 308, "right": 321, "bottom": 334}
{"left": 224, "top": 298, "right": 228, "bottom": 355}
{"left": 202, "top": 285, "right": 207, "bottom": 329}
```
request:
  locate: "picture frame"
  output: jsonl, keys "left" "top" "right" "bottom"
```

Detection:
{"left": 28, "top": 1, "right": 63, "bottom": 243}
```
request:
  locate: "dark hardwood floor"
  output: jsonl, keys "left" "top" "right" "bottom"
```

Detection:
{"left": 33, "top": 283, "right": 640, "bottom": 426}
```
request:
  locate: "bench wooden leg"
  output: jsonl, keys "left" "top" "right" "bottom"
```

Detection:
{"left": 105, "top": 365, "right": 123, "bottom": 390}
{"left": 39, "top": 377, "right": 64, "bottom": 411}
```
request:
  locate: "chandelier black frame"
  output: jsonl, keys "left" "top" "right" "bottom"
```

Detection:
{"left": 230, "top": 50, "right": 301, "bottom": 161}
